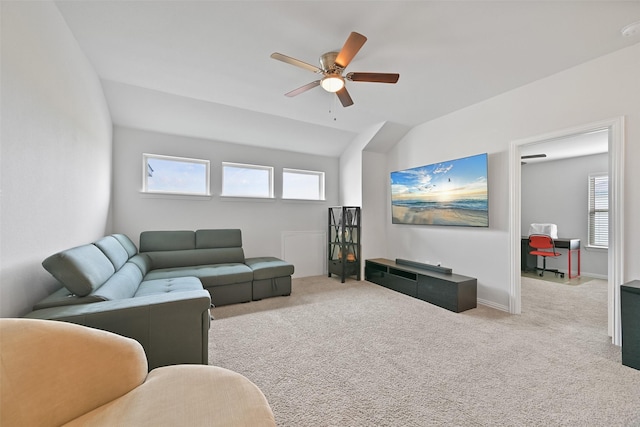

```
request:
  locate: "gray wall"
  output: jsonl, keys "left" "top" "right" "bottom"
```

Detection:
{"left": 366, "top": 43, "right": 640, "bottom": 311}
{"left": 522, "top": 153, "right": 608, "bottom": 278}
{"left": 2, "top": 3, "right": 639, "bottom": 318}
{"left": 112, "top": 126, "right": 339, "bottom": 275}
{"left": 0, "top": 2, "right": 113, "bottom": 317}
{"left": 361, "top": 151, "right": 389, "bottom": 263}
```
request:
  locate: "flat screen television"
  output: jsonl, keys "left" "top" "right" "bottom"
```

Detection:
{"left": 390, "top": 153, "right": 488, "bottom": 227}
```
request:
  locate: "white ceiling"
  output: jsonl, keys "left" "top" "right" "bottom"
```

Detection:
{"left": 54, "top": 1, "right": 640, "bottom": 157}
{"left": 520, "top": 128, "right": 609, "bottom": 165}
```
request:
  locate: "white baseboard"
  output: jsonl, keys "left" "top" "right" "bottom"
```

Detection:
{"left": 477, "top": 298, "right": 509, "bottom": 312}
{"left": 557, "top": 269, "right": 608, "bottom": 280}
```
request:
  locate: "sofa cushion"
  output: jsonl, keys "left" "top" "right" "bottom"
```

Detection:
{"left": 144, "top": 263, "right": 253, "bottom": 287}
{"left": 128, "top": 254, "right": 152, "bottom": 276}
{"left": 195, "top": 229, "right": 242, "bottom": 249}
{"left": 144, "top": 248, "right": 245, "bottom": 270}
{"left": 134, "top": 277, "right": 203, "bottom": 297}
{"left": 112, "top": 234, "right": 138, "bottom": 258}
{"left": 42, "top": 244, "right": 115, "bottom": 297}
{"left": 139, "top": 231, "right": 195, "bottom": 252}
{"left": 94, "top": 236, "right": 130, "bottom": 271}
{"left": 244, "top": 257, "right": 295, "bottom": 280}
{"left": 92, "top": 263, "right": 144, "bottom": 300}
{"left": 197, "top": 264, "right": 254, "bottom": 288}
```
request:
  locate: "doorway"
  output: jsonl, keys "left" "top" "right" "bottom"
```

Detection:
{"left": 509, "top": 117, "right": 625, "bottom": 345}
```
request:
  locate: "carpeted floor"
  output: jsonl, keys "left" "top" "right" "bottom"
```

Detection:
{"left": 209, "top": 276, "right": 640, "bottom": 426}
{"left": 521, "top": 270, "right": 595, "bottom": 286}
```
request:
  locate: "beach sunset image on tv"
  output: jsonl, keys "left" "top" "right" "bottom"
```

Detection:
{"left": 391, "top": 153, "right": 488, "bottom": 227}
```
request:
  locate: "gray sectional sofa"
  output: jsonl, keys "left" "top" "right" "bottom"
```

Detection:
{"left": 138, "top": 229, "right": 293, "bottom": 306}
{"left": 25, "top": 229, "right": 294, "bottom": 369}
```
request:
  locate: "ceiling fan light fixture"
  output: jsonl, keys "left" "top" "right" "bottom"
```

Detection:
{"left": 320, "top": 74, "right": 345, "bottom": 93}
{"left": 271, "top": 31, "right": 399, "bottom": 107}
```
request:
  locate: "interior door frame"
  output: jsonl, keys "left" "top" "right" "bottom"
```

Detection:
{"left": 508, "top": 117, "right": 625, "bottom": 345}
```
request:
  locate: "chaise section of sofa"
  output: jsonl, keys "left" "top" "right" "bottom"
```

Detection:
{"left": 245, "top": 257, "right": 293, "bottom": 300}
{"left": 25, "top": 234, "right": 211, "bottom": 370}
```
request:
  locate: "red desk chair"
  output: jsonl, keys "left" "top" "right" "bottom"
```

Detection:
{"left": 528, "top": 234, "right": 564, "bottom": 278}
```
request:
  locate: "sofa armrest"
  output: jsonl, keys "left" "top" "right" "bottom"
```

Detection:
{"left": 65, "top": 365, "right": 276, "bottom": 427}
{"left": 24, "top": 290, "right": 211, "bottom": 370}
{"left": 0, "top": 319, "right": 149, "bottom": 427}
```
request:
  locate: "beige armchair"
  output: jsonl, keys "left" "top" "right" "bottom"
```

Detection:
{"left": 0, "top": 318, "right": 276, "bottom": 426}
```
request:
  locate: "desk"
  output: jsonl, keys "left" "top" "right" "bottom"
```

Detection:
{"left": 521, "top": 237, "right": 581, "bottom": 278}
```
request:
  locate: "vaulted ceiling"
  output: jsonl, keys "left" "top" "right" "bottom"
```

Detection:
{"left": 54, "top": 1, "right": 640, "bottom": 157}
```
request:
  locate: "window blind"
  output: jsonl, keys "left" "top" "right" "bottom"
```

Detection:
{"left": 588, "top": 174, "right": 608, "bottom": 248}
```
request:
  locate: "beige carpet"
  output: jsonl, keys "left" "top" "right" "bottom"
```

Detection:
{"left": 210, "top": 276, "right": 640, "bottom": 426}
{"left": 521, "top": 270, "right": 594, "bottom": 286}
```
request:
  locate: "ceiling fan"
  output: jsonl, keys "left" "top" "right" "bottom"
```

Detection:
{"left": 521, "top": 153, "right": 547, "bottom": 165}
{"left": 270, "top": 31, "right": 399, "bottom": 107}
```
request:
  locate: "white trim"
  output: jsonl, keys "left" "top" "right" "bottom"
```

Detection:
{"left": 508, "top": 140, "right": 522, "bottom": 314}
{"left": 477, "top": 298, "right": 509, "bottom": 312}
{"left": 282, "top": 167, "right": 326, "bottom": 201}
{"left": 221, "top": 161, "right": 274, "bottom": 198}
{"left": 509, "top": 117, "right": 625, "bottom": 345}
{"left": 142, "top": 153, "right": 210, "bottom": 196}
{"left": 608, "top": 117, "right": 625, "bottom": 345}
{"left": 581, "top": 273, "right": 609, "bottom": 281}
{"left": 219, "top": 195, "right": 276, "bottom": 202}
{"left": 139, "top": 191, "right": 211, "bottom": 201}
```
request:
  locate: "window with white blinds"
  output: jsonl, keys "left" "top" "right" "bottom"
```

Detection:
{"left": 588, "top": 173, "right": 608, "bottom": 248}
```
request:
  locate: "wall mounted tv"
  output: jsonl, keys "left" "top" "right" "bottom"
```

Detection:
{"left": 391, "top": 153, "right": 488, "bottom": 227}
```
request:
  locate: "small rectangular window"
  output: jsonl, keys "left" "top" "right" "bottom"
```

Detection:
{"left": 588, "top": 173, "right": 608, "bottom": 248}
{"left": 143, "top": 153, "right": 210, "bottom": 195}
{"left": 222, "top": 162, "right": 273, "bottom": 198}
{"left": 283, "top": 168, "right": 325, "bottom": 200}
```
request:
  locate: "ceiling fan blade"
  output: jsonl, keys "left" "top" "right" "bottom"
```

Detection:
{"left": 521, "top": 154, "right": 547, "bottom": 159}
{"left": 336, "top": 86, "right": 354, "bottom": 107}
{"left": 285, "top": 80, "right": 321, "bottom": 97}
{"left": 334, "top": 32, "right": 367, "bottom": 69}
{"left": 346, "top": 72, "right": 400, "bottom": 84}
{"left": 271, "top": 53, "right": 322, "bottom": 74}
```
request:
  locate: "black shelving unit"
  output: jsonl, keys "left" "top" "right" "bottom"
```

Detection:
{"left": 328, "top": 206, "right": 361, "bottom": 283}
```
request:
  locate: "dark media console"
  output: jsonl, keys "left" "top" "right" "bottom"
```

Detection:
{"left": 365, "top": 258, "right": 477, "bottom": 313}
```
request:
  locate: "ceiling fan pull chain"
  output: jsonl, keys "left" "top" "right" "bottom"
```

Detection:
{"left": 329, "top": 95, "right": 338, "bottom": 121}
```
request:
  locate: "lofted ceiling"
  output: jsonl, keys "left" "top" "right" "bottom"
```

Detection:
{"left": 520, "top": 129, "right": 609, "bottom": 165}
{"left": 54, "top": 1, "right": 640, "bottom": 157}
